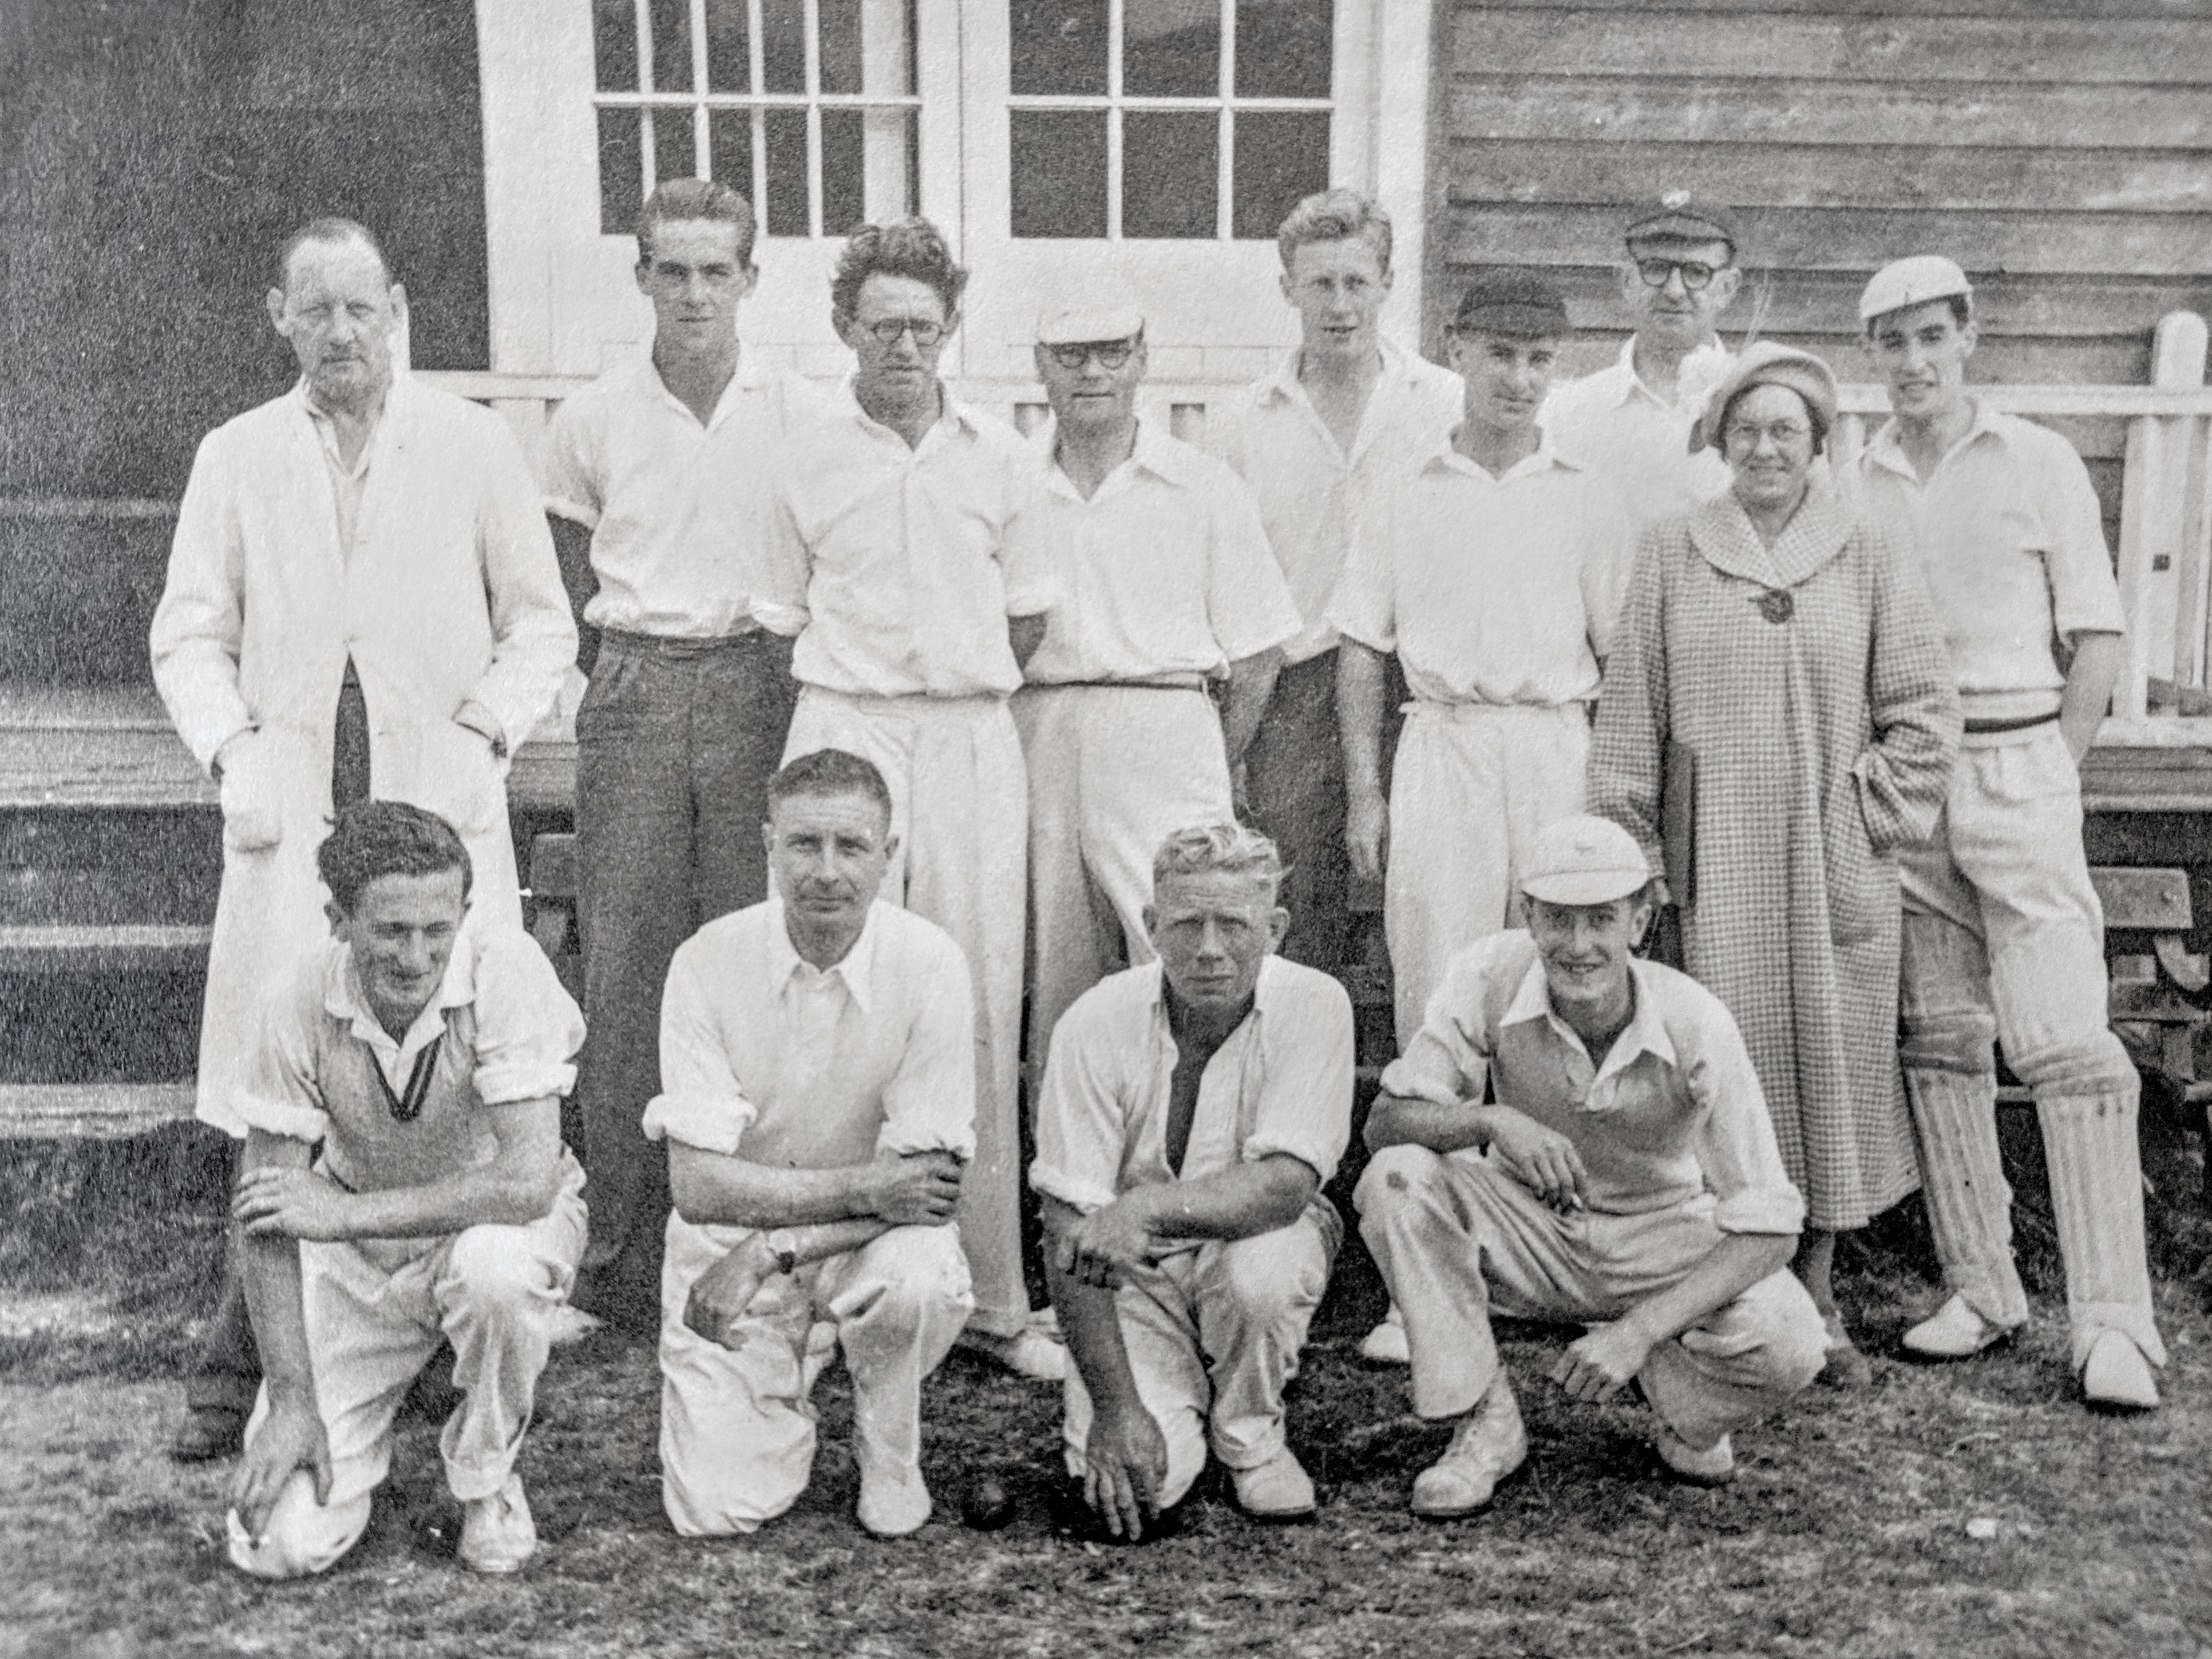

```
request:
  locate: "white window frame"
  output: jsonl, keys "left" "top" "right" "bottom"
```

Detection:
{"left": 1002, "top": 0, "right": 1335, "bottom": 241}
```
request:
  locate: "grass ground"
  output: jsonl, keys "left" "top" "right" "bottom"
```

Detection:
{"left": 5, "top": 1119, "right": 2211, "bottom": 1659}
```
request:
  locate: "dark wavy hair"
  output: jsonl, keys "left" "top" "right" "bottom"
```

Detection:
{"left": 830, "top": 217, "right": 968, "bottom": 324}
{"left": 318, "top": 800, "right": 473, "bottom": 914}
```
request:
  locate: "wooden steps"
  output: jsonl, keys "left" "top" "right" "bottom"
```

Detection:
{"left": 0, "top": 922, "right": 212, "bottom": 975}
{"left": 0, "top": 1082, "right": 197, "bottom": 1139}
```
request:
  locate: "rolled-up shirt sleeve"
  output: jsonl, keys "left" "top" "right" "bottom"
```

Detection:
{"left": 876, "top": 934, "right": 979, "bottom": 1160}
{"left": 471, "top": 931, "right": 584, "bottom": 1106}
{"left": 1242, "top": 969, "right": 1355, "bottom": 1186}
{"left": 540, "top": 395, "right": 602, "bottom": 529}
{"left": 643, "top": 937, "right": 761, "bottom": 1154}
{"left": 2035, "top": 433, "right": 2127, "bottom": 643}
{"left": 1379, "top": 942, "right": 1499, "bottom": 1108}
{"left": 1685, "top": 1014, "right": 1807, "bottom": 1236}
{"left": 1029, "top": 998, "right": 1131, "bottom": 1215}
{"left": 232, "top": 985, "right": 333, "bottom": 1146}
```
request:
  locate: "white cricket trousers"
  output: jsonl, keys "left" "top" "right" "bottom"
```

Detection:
{"left": 658, "top": 1215, "right": 974, "bottom": 1536}
{"left": 783, "top": 686, "right": 1032, "bottom": 1341}
{"left": 1014, "top": 683, "right": 1233, "bottom": 1083}
{"left": 226, "top": 1157, "right": 588, "bottom": 1578}
{"left": 1387, "top": 702, "right": 1590, "bottom": 1050}
{"left": 1358, "top": 1146, "right": 1825, "bottom": 1451}
{"left": 1061, "top": 1205, "right": 1339, "bottom": 1508}
{"left": 1898, "top": 727, "right": 2165, "bottom": 1372}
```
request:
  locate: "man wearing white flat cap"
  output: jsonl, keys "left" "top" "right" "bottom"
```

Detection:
{"left": 1853, "top": 254, "right": 2165, "bottom": 1409}
{"left": 1356, "top": 813, "right": 1826, "bottom": 1517}
{"left": 1009, "top": 291, "right": 1301, "bottom": 1085}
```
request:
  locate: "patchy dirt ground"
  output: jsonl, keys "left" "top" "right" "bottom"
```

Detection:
{"left": 5, "top": 1125, "right": 2211, "bottom": 1659}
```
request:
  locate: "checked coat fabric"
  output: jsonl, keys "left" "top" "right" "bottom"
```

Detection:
{"left": 1589, "top": 479, "right": 1960, "bottom": 1232}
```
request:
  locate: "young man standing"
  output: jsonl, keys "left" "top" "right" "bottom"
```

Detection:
{"left": 1209, "top": 190, "right": 1462, "bottom": 969}
{"left": 1854, "top": 255, "right": 2164, "bottom": 1409}
{"left": 224, "top": 802, "right": 587, "bottom": 1578}
{"left": 543, "top": 179, "right": 817, "bottom": 1329}
{"left": 1542, "top": 194, "right": 1740, "bottom": 529}
{"left": 1357, "top": 816, "right": 1826, "bottom": 1515}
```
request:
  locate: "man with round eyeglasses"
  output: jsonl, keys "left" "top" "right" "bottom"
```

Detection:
{"left": 1543, "top": 194, "right": 1743, "bottom": 529}
{"left": 751, "top": 217, "right": 1066, "bottom": 1384}
{"left": 1008, "top": 291, "right": 1302, "bottom": 1095}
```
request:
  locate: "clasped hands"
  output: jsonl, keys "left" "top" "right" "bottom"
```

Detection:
{"left": 682, "top": 1148, "right": 963, "bottom": 1351}
{"left": 1052, "top": 1190, "right": 1184, "bottom": 1291}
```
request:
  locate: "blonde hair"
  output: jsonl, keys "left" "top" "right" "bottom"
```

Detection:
{"left": 1152, "top": 822, "right": 1285, "bottom": 900}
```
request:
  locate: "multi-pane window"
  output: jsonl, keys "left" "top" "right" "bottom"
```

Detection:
{"left": 1007, "top": 0, "right": 1331, "bottom": 240}
{"left": 592, "top": 0, "right": 920, "bottom": 238}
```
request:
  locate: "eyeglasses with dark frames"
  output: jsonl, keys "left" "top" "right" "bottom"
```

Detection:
{"left": 1046, "top": 340, "right": 1138, "bottom": 370}
{"left": 1635, "top": 258, "right": 1722, "bottom": 292}
{"left": 862, "top": 316, "right": 948, "bottom": 346}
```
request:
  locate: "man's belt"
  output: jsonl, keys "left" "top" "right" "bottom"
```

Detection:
{"left": 1028, "top": 675, "right": 1209, "bottom": 693}
{"left": 1962, "top": 710, "right": 2060, "bottom": 735}
{"left": 598, "top": 623, "right": 769, "bottom": 658}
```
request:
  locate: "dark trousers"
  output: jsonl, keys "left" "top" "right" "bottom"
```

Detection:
{"left": 572, "top": 631, "right": 797, "bottom": 1312}
{"left": 184, "top": 667, "right": 375, "bottom": 1417}
{"left": 1245, "top": 650, "right": 1351, "bottom": 972}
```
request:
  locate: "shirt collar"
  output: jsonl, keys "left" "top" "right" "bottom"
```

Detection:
{"left": 1498, "top": 950, "right": 1677, "bottom": 1084}
{"left": 323, "top": 931, "right": 477, "bottom": 1059}
{"left": 1033, "top": 415, "right": 1202, "bottom": 498}
{"left": 764, "top": 897, "right": 883, "bottom": 1012}
{"left": 295, "top": 377, "right": 394, "bottom": 473}
{"left": 633, "top": 345, "right": 775, "bottom": 429}
{"left": 1142, "top": 954, "right": 1284, "bottom": 1040}
{"left": 1862, "top": 394, "right": 2003, "bottom": 481}
{"left": 1424, "top": 427, "right": 1579, "bottom": 484}
{"left": 836, "top": 376, "right": 983, "bottom": 449}
{"left": 1602, "top": 335, "right": 1733, "bottom": 412}
{"left": 1256, "top": 332, "right": 1429, "bottom": 406}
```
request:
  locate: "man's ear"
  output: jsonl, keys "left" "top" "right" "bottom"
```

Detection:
{"left": 1711, "top": 264, "right": 1743, "bottom": 311}
{"left": 266, "top": 287, "right": 289, "bottom": 334}
{"left": 1267, "top": 905, "right": 1290, "bottom": 952}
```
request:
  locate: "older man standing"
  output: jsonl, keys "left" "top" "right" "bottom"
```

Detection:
{"left": 1854, "top": 256, "right": 2165, "bottom": 1409}
{"left": 153, "top": 218, "right": 575, "bottom": 1459}
{"left": 1542, "top": 195, "right": 1740, "bottom": 529}
{"left": 1208, "top": 189, "right": 1462, "bottom": 969}
{"left": 754, "top": 219, "right": 1061, "bottom": 1381}
{"left": 1358, "top": 816, "right": 1826, "bottom": 1516}
{"left": 648, "top": 750, "right": 978, "bottom": 1538}
{"left": 543, "top": 179, "right": 817, "bottom": 1330}
{"left": 1011, "top": 295, "right": 1302, "bottom": 1084}
{"left": 1034, "top": 824, "right": 1354, "bottom": 1541}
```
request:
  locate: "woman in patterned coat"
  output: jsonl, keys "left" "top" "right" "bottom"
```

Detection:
{"left": 1589, "top": 342, "right": 1960, "bottom": 1381}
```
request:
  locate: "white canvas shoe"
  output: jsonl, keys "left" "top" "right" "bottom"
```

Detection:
{"left": 459, "top": 1475, "right": 537, "bottom": 1574}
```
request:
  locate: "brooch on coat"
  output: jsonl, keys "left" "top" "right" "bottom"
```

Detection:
{"left": 1752, "top": 588, "right": 1795, "bottom": 625}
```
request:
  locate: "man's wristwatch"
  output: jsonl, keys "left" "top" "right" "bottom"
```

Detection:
{"left": 763, "top": 1229, "right": 799, "bottom": 1277}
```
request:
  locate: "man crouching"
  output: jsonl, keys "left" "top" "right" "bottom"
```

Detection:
{"left": 1358, "top": 814, "right": 1825, "bottom": 1517}
{"left": 227, "top": 801, "right": 587, "bottom": 1577}
{"left": 1033, "top": 824, "right": 1354, "bottom": 1541}
{"left": 648, "top": 748, "right": 977, "bottom": 1539}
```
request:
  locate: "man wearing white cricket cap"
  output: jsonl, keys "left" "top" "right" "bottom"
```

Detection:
{"left": 1356, "top": 813, "right": 1826, "bottom": 1515}
{"left": 1853, "top": 255, "right": 2165, "bottom": 1408}
{"left": 1008, "top": 291, "right": 1301, "bottom": 1087}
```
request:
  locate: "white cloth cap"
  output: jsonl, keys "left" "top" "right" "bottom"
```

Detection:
{"left": 1858, "top": 256, "right": 1972, "bottom": 324}
{"left": 1519, "top": 814, "right": 1651, "bottom": 906}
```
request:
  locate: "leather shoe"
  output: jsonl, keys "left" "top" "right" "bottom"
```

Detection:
{"left": 2080, "top": 1331, "right": 2160, "bottom": 1410}
{"left": 1232, "top": 1447, "right": 1316, "bottom": 1522}
{"left": 1816, "top": 1309, "right": 1873, "bottom": 1389}
{"left": 1410, "top": 1381, "right": 1526, "bottom": 1518}
{"left": 956, "top": 1324, "right": 1067, "bottom": 1383}
{"left": 1359, "top": 1309, "right": 1410, "bottom": 1366}
{"left": 169, "top": 1407, "right": 244, "bottom": 1463}
{"left": 1653, "top": 1423, "right": 1734, "bottom": 1486}
{"left": 1901, "top": 1294, "right": 2014, "bottom": 1360}
{"left": 459, "top": 1475, "right": 537, "bottom": 1574}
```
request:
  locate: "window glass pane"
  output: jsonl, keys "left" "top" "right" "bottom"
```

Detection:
{"left": 1124, "top": 110, "right": 1216, "bottom": 237}
{"left": 597, "top": 106, "right": 643, "bottom": 233}
{"left": 1010, "top": 109, "right": 1106, "bottom": 237}
{"left": 763, "top": 0, "right": 808, "bottom": 93}
{"left": 1234, "top": 0, "right": 1329, "bottom": 98}
{"left": 648, "top": 104, "right": 697, "bottom": 192}
{"left": 822, "top": 107, "right": 917, "bottom": 234}
{"left": 709, "top": 109, "right": 758, "bottom": 212}
{"left": 705, "top": 0, "right": 752, "bottom": 92}
{"left": 1125, "top": 0, "right": 1218, "bottom": 97}
{"left": 820, "top": 0, "right": 913, "bottom": 95}
{"left": 1231, "top": 110, "right": 1328, "bottom": 238}
{"left": 1010, "top": 0, "right": 1107, "bottom": 97}
{"left": 593, "top": 0, "right": 639, "bottom": 91}
{"left": 647, "top": 0, "right": 693, "bottom": 90}
{"left": 763, "top": 106, "right": 811, "bottom": 234}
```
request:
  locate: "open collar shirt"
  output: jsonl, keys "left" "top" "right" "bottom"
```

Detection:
{"left": 1541, "top": 336, "right": 1734, "bottom": 529}
{"left": 1208, "top": 336, "right": 1464, "bottom": 663}
{"left": 644, "top": 898, "right": 977, "bottom": 1181}
{"left": 1854, "top": 400, "right": 2125, "bottom": 723}
{"left": 1382, "top": 931, "right": 1805, "bottom": 1235}
{"left": 543, "top": 348, "right": 829, "bottom": 638}
{"left": 300, "top": 381, "right": 378, "bottom": 560}
{"left": 753, "top": 383, "right": 1048, "bottom": 698}
{"left": 234, "top": 926, "right": 584, "bottom": 1198}
{"left": 1029, "top": 955, "right": 1354, "bottom": 1232}
{"left": 1011, "top": 418, "right": 1301, "bottom": 686}
{"left": 1328, "top": 432, "right": 1635, "bottom": 707}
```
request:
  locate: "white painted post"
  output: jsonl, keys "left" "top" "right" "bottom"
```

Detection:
{"left": 2115, "top": 311, "right": 2209, "bottom": 719}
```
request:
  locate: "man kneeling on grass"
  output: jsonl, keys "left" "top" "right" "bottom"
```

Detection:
{"left": 1358, "top": 814, "right": 1826, "bottom": 1517}
{"left": 227, "top": 801, "right": 587, "bottom": 1578}
{"left": 1032, "top": 823, "right": 1354, "bottom": 1541}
